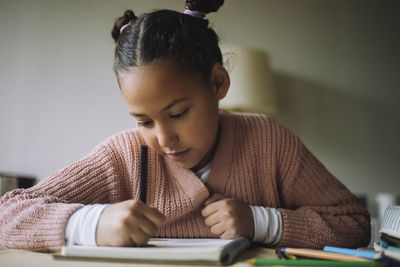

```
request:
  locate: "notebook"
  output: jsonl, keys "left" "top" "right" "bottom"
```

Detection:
{"left": 58, "top": 237, "right": 251, "bottom": 265}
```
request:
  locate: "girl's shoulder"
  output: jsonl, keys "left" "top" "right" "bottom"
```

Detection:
{"left": 219, "top": 110, "right": 301, "bottom": 147}
{"left": 109, "top": 128, "right": 142, "bottom": 141}
{"left": 220, "top": 110, "right": 290, "bottom": 134}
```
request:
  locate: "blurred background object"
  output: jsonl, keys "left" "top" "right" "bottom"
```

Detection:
{"left": 220, "top": 46, "right": 276, "bottom": 115}
{"left": 376, "top": 193, "right": 399, "bottom": 221}
{"left": 0, "top": 172, "right": 36, "bottom": 197}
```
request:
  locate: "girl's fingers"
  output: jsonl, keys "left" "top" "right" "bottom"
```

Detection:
{"left": 127, "top": 200, "right": 165, "bottom": 229}
{"left": 204, "top": 212, "right": 220, "bottom": 227}
{"left": 124, "top": 210, "right": 160, "bottom": 236}
{"left": 129, "top": 200, "right": 165, "bottom": 226}
{"left": 209, "top": 222, "right": 225, "bottom": 237}
{"left": 202, "top": 193, "right": 227, "bottom": 217}
{"left": 129, "top": 228, "right": 149, "bottom": 246}
{"left": 142, "top": 206, "right": 166, "bottom": 227}
{"left": 138, "top": 217, "right": 159, "bottom": 236}
{"left": 97, "top": 199, "right": 166, "bottom": 247}
{"left": 201, "top": 204, "right": 219, "bottom": 217}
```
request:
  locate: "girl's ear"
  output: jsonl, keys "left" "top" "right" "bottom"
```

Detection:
{"left": 210, "top": 63, "right": 230, "bottom": 100}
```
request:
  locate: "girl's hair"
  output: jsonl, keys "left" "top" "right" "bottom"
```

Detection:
{"left": 111, "top": 0, "right": 224, "bottom": 81}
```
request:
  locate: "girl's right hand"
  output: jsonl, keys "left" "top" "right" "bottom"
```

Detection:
{"left": 96, "top": 199, "right": 166, "bottom": 246}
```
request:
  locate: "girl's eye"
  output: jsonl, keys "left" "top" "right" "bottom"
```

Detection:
{"left": 137, "top": 121, "right": 153, "bottom": 127}
{"left": 171, "top": 108, "right": 188, "bottom": 119}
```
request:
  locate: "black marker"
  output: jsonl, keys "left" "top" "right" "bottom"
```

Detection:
{"left": 139, "top": 145, "right": 148, "bottom": 203}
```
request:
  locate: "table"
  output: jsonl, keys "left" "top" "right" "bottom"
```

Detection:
{"left": 0, "top": 247, "right": 277, "bottom": 267}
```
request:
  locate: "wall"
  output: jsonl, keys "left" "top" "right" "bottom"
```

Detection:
{"left": 0, "top": 0, "right": 399, "bottom": 214}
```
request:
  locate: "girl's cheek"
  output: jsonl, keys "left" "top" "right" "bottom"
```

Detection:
{"left": 140, "top": 130, "right": 159, "bottom": 153}
{"left": 139, "top": 128, "right": 150, "bottom": 144}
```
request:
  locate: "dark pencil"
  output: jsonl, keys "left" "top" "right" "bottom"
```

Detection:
{"left": 139, "top": 145, "right": 148, "bottom": 203}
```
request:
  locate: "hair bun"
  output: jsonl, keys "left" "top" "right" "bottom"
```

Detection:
{"left": 111, "top": 9, "right": 137, "bottom": 43}
{"left": 122, "top": 10, "right": 137, "bottom": 21}
{"left": 185, "top": 0, "right": 224, "bottom": 14}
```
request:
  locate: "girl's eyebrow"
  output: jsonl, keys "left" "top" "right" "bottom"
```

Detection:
{"left": 129, "top": 97, "right": 188, "bottom": 117}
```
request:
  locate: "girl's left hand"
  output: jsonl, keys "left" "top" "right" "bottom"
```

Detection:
{"left": 201, "top": 193, "right": 254, "bottom": 239}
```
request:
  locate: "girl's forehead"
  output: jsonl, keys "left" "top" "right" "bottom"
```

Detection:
{"left": 119, "top": 63, "right": 207, "bottom": 112}
{"left": 120, "top": 63, "right": 205, "bottom": 94}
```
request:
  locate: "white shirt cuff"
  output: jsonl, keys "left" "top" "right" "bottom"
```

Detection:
{"left": 250, "top": 205, "right": 283, "bottom": 245}
{"left": 65, "top": 204, "right": 109, "bottom": 246}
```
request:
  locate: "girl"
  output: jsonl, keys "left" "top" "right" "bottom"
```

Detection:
{"left": 0, "top": 0, "right": 370, "bottom": 251}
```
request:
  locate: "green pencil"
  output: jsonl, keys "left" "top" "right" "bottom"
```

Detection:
{"left": 248, "top": 258, "right": 377, "bottom": 266}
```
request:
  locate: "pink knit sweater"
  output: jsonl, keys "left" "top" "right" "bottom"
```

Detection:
{"left": 0, "top": 111, "right": 370, "bottom": 252}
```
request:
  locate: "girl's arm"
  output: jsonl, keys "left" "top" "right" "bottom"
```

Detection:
{"left": 0, "top": 141, "right": 125, "bottom": 252}
{"left": 277, "top": 137, "right": 371, "bottom": 249}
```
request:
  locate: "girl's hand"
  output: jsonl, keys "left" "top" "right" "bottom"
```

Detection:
{"left": 201, "top": 193, "right": 254, "bottom": 239}
{"left": 96, "top": 199, "right": 166, "bottom": 246}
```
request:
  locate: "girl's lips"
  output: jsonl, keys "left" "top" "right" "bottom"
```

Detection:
{"left": 167, "top": 149, "right": 190, "bottom": 161}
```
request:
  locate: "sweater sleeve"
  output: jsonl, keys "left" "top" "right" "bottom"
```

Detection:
{"left": 276, "top": 128, "right": 371, "bottom": 249}
{"left": 0, "top": 141, "right": 124, "bottom": 252}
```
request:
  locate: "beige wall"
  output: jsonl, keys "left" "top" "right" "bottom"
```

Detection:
{"left": 1, "top": 0, "right": 399, "bottom": 213}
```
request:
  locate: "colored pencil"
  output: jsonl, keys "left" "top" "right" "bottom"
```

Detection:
{"left": 248, "top": 258, "right": 376, "bottom": 266}
{"left": 324, "top": 246, "right": 383, "bottom": 260}
{"left": 281, "top": 248, "right": 370, "bottom": 262}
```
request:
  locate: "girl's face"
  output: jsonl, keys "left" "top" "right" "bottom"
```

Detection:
{"left": 119, "top": 62, "right": 229, "bottom": 172}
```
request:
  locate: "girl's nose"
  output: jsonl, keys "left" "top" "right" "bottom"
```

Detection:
{"left": 157, "top": 127, "right": 178, "bottom": 148}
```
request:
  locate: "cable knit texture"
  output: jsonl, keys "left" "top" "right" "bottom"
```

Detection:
{"left": 0, "top": 111, "right": 370, "bottom": 252}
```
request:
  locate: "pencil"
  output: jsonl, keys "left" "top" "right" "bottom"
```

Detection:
{"left": 139, "top": 145, "right": 148, "bottom": 203}
{"left": 323, "top": 246, "right": 382, "bottom": 260}
{"left": 248, "top": 258, "right": 376, "bottom": 266}
{"left": 281, "top": 248, "right": 370, "bottom": 262}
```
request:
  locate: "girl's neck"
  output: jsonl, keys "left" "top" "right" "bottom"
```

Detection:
{"left": 191, "top": 123, "right": 220, "bottom": 172}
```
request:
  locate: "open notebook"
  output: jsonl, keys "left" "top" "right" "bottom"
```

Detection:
{"left": 58, "top": 237, "right": 251, "bottom": 265}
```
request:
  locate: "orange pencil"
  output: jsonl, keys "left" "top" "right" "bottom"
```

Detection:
{"left": 281, "top": 248, "right": 370, "bottom": 262}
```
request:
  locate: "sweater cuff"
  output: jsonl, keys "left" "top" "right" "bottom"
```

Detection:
{"left": 278, "top": 208, "right": 310, "bottom": 247}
